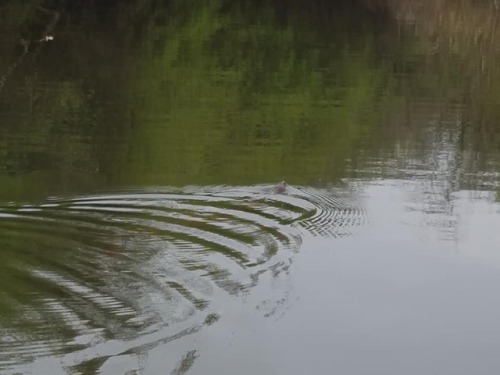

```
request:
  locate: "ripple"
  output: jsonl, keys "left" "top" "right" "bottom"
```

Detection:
{"left": 0, "top": 184, "right": 365, "bottom": 373}
{"left": 292, "top": 186, "right": 367, "bottom": 238}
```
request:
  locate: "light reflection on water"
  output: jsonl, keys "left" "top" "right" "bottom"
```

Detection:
{"left": 1, "top": 179, "right": 499, "bottom": 374}
{"left": 0, "top": 184, "right": 365, "bottom": 374}
{"left": 182, "top": 181, "right": 500, "bottom": 375}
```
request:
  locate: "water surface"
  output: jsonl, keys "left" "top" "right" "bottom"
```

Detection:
{"left": 1, "top": 0, "right": 500, "bottom": 374}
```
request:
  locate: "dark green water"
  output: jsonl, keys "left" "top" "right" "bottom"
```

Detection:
{"left": 1, "top": 1, "right": 500, "bottom": 374}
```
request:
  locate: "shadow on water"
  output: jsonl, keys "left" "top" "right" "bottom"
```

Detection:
{"left": 0, "top": 184, "right": 365, "bottom": 373}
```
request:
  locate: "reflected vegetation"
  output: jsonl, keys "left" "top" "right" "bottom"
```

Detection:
{"left": 1, "top": 0, "right": 500, "bottom": 373}
{"left": 1, "top": 0, "right": 498, "bottom": 199}
{"left": 1, "top": 0, "right": 393, "bottom": 198}
{"left": 0, "top": 1, "right": 497, "bottom": 188}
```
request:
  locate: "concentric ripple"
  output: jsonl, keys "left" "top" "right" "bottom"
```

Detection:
{"left": 0, "top": 184, "right": 365, "bottom": 373}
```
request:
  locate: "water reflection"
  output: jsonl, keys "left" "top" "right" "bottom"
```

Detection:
{"left": 241, "top": 184, "right": 500, "bottom": 375}
{"left": 0, "top": 0, "right": 395, "bottom": 199}
{"left": 1, "top": 1, "right": 499, "bottom": 198}
{"left": 0, "top": 184, "right": 364, "bottom": 373}
{"left": 1, "top": 0, "right": 500, "bottom": 373}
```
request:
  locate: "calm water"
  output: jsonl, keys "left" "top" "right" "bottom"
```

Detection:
{"left": 1, "top": 1, "right": 500, "bottom": 374}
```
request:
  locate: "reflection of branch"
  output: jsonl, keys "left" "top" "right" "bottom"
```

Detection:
{"left": 0, "top": 48, "right": 28, "bottom": 94}
{"left": 170, "top": 350, "right": 199, "bottom": 375}
{"left": 37, "top": 5, "right": 54, "bottom": 13}
{"left": 0, "top": 6, "right": 60, "bottom": 94}
{"left": 37, "top": 6, "right": 60, "bottom": 42}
